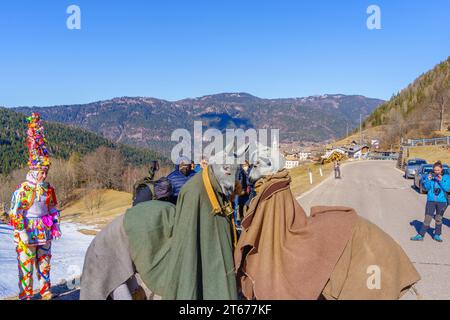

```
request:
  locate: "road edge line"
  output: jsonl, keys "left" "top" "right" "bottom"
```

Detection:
{"left": 296, "top": 160, "right": 399, "bottom": 201}
{"left": 394, "top": 167, "right": 404, "bottom": 174}
{"left": 296, "top": 160, "right": 354, "bottom": 200}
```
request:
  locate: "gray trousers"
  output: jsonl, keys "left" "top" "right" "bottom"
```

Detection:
{"left": 334, "top": 167, "right": 341, "bottom": 178}
{"left": 419, "top": 201, "right": 447, "bottom": 236}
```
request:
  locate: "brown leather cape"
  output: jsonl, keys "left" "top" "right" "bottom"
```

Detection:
{"left": 235, "top": 170, "right": 420, "bottom": 300}
{"left": 234, "top": 170, "right": 359, "bottom": 299}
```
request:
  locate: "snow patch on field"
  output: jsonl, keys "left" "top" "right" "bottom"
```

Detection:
{"left": 0, "top": 223, "right": 94, "bottom": 299}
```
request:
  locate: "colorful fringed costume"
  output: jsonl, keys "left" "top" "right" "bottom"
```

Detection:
{"left": 8, "top": 113, "right": 61, "bottom": 300}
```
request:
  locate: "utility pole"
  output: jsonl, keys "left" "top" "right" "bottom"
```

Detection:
{"left": 359, "top": 114, "right": 362, "bottom": 146}
{"left": 439, "top": 94, "right": 447, "bottom": 132}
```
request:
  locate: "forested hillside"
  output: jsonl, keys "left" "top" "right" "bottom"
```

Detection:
{"left": 363, "top": 57, "right": 450, "bottom": 144}
{"left": 0, "top": 108, "right": 166, "bottom": 175}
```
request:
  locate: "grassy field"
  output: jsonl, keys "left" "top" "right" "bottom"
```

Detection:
{"left": 289, "top": 162, "right": 334, "bottom": 197}
{"left": 406, "top": 145, "right": 450, "bottom": 165}
{"left": 61, "top": 189, "right": 132, "bottom": 234}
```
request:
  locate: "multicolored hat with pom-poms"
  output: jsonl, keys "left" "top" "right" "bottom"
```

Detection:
{"left": 26, "top": 112, "right": 51, "bottom": 171}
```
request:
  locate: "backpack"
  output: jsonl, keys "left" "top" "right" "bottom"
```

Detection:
{"left": 132, "top": 176, "right": 173, "bottom": 206}
{"left": 132, "top": 177, "right": 156, "bottom": 206}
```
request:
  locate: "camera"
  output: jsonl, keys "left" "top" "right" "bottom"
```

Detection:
{"left": 430, "top": 173, "right": 441, "bottom": 180}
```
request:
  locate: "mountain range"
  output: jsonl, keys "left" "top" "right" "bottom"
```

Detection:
{"left": 13, "top": 93, "right": 384, "bottom": 156}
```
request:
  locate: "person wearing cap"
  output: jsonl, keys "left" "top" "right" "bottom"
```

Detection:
{"left": 167, "top": 156, "right": 195, "bottom": 204}
{"left": 8, "top": 113, "right": 62, "bottom": 300}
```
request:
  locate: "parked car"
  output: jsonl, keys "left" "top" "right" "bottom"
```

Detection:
{"left": 404, "top": 158, "right": 427, "bottom": 179}
{"left": 413, "top": 164, "right": 450, "bottom": 193}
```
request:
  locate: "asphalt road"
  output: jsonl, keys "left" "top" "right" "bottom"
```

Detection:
{"left": 297, "top": 160, "right": 450, "bottom": 300}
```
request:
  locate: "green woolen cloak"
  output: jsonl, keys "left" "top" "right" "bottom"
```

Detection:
{"left": 124, "top": 167, "right": 238, "bottom": 300}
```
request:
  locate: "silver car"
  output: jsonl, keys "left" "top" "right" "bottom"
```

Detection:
{"left": 404, "top": 158, "right": 427, "bottom": 179}
{"left": 414, "top": 164, "right": 450, "bottom": 193}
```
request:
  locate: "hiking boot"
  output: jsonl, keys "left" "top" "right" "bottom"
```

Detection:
{"left": 410, "top": 234, "right": 424, "bottom": 241}
{"left": 433, "top": 234, "right": 443, "bottom": 243}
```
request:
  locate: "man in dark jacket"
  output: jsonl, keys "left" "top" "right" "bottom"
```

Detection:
{"left": 167, "top": 156, "right": 195, "bottom": 204}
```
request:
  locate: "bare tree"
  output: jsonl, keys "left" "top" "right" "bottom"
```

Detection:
{"left": 83, "top": 182, "right": 104, "bottom": 215}
{"left": 0, "top": 175, "right": 12, "bottom": 215}
{"left": 0, "top": 167, "right": 28, "bottom": 219}
{"left": 47, "top": 158, "right": 79, "bottom": 206}
{"left": 82, "top": 147, "right": 125, "bottom": 190}
{"left": 122, "top": 165, "right": 148, "bottom": 194}
{"left": 121, "top": 163, "right": 173, "bottom": 194}
{"left": 438, "top": 89, "right": 449, "bottom": 131}
{"left": 381, "top": 110, "right": 406, "bottom": 149}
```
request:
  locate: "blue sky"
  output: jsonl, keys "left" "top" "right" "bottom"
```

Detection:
{"left": 0, "top": 0, "right": 449, "bottom": 106}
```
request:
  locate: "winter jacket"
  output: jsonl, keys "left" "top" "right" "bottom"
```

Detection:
{"left": 422, "top": 174, "right": 450, "bottom": 203}
{"left": 167, "top": 165, "right": 195, "bottom": 199}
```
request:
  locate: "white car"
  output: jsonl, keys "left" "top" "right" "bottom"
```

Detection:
{"left": 404, "top": 158, "right": 427, "bottom": 179}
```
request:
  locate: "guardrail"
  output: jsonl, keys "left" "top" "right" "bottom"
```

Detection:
{"left": 405, "top": 136, "right": 450, "bottom": 147}
{"left": 367, "top": 152, "right": 399, "bottom": 161}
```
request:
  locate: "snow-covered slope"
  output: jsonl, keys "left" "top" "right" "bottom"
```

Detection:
{"left": 0, "top": 223, "right": 94, "bottom": 299}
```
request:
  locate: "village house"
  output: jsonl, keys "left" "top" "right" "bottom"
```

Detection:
{"left": 347, "top": 144, "right": 370, "bottom": 159}
{"left": 297, "top": 152, "right": 311, "bottom": 161}
{"left": 285, "top": 154, "right": 300, "bottom": 169}
{"left": 322, "top": 142, "right": 371, "bottom": 162}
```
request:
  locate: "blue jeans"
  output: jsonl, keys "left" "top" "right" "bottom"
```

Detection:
{"left": 419, "top": 201, "right": 447, "bottom": 236}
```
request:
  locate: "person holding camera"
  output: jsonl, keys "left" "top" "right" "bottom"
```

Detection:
{"left": 411, "top": 161, "right": 450, "bottom": 242}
